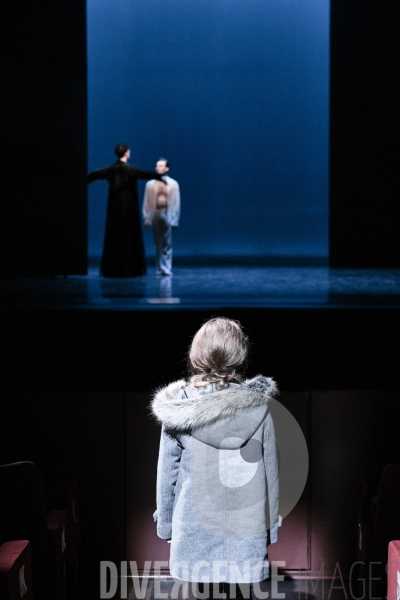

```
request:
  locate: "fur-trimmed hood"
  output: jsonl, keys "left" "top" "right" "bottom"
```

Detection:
{"left": 150, "top": 375, "right": 278, "bottom": 446}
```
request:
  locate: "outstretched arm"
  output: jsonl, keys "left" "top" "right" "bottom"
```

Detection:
{"left": 87, "top": 167, "right": 109, "bottom": 184}
{"left": 133, "top": 167, "right": 163, "bottom": 181}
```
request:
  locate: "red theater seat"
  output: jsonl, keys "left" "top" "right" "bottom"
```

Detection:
{"left": 0, "top": 540, "right": 33, "bottom": 600}
{"left": 357, "top": 464, "right": 400, "bottom": 596}
{"left": 0, "top": 461, "right": 68, "bottom": 600}
{"left": 388, "top": 541, "right": 400, "bottom": 600}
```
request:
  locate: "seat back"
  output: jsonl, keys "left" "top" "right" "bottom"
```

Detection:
{"left": 0, "top": 461, "right": 51, "bottom": 593}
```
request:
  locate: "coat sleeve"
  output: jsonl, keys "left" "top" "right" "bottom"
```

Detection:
{"left": 168, "top": 181, "right": 180, "bottom": 227}
{"left": 155, "top": 426, "right": 182, "bottom": 540}
{"left": 263, "top": 409, "right": 281, "bottom": 544}
{"left": 132, "top": 167, "right": 163, "bottom": 181}
{"left": 87, "top": 167, "right": 110, "bottom": 184}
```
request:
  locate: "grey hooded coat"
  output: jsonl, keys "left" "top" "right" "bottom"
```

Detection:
{"left": 150, "top": 375, "right": 281, "bottom": 583}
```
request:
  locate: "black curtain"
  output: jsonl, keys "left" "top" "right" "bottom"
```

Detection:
{"left": 330, "top": 0, "right": 400, "bottom": 267}
{"left": 1, "top": 0, "right": 87, "bottom": 276}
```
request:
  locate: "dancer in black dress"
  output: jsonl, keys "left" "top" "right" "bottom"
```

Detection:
{"left": 88, "top": 144, "right": 162, "bottom": 277}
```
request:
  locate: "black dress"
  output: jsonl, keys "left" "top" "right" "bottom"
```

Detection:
{"left": 88, "top": 161, "right": 161, "bottom": 277}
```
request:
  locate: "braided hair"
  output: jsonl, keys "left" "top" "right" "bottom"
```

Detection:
{"left": 188, "top": 317, "right": 249, "bottom": 389}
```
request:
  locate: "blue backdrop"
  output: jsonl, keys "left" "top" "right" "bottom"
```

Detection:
{"left": 88, "top": 0, "right": 328, "bottom": 261}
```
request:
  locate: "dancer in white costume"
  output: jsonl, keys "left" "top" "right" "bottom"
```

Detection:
{"left": 142, "top": 158, "right": 180, "bottom": 276}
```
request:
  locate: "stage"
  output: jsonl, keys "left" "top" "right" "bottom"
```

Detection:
{"left": 1, "top": 263, "right": 399, "bottom": 310}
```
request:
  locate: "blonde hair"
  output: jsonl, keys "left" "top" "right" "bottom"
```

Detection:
{"left": 188, "top": 317, "right": 249, "bottom": 389}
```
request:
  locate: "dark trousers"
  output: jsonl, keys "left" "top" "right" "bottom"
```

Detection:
{"left": 195, "top": 582, "right": 253, "bottom": 600}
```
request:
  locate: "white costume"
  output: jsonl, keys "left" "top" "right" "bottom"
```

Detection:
{"left": 142, "top": 176, "right": 180, "bottom": 276}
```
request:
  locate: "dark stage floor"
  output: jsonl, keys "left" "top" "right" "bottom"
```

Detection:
{"left": 1, "top": 262, "right": 399, "bottom": 389}
{"left": 1, "top": 264, "right": 400, "bottom": 309}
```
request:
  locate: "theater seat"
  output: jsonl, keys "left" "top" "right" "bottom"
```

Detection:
{"left": 0, "top": 461, "right": 68, "bottom": 600}
{"left": 387, "top": 541, "right": 400, "bottom": 600}
{"left": 357, "top": 464, "right": 400, "bottom": 597}
{"left": 0, "top": 540, "right": 33, "bottom": 600}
